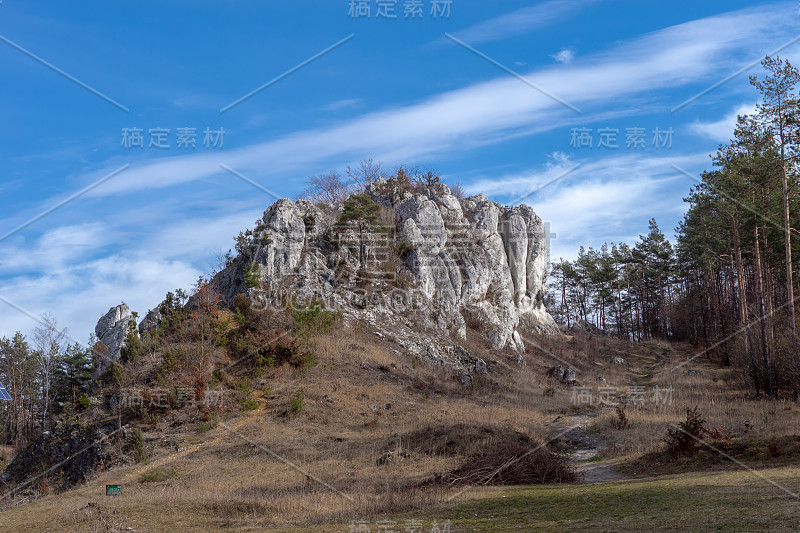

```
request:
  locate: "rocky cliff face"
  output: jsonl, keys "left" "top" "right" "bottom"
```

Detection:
{"left": 93, "top": 303, "right": 134, "bottom": 377}
{"left": 209, "top": 179, "right": 557, "bottom": 371}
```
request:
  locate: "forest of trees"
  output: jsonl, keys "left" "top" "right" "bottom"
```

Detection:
{"left": 0, "top": 317, "right": 94, "bottom": 449}
{"left": 547, "top": 57, "right": 800, "bottom": 401}
{"left": 547, "top": 219, "right": 674, "bottom": 341}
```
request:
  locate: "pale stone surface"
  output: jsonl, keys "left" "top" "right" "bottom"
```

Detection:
{"left": 138, "top": 307, "right": 162, "bottom": 335}
{"left": 94, "top": 303, "right": 134, "bottom": 376}
{"left": 206, "top": 178, "right": 558, "bottom": 372}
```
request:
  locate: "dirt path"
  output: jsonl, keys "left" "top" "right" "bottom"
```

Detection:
{"left": 550, "top": 341, "right": 681, "bottom": 483}
{"left": 551, "top": 412, "right": 622, "bottom": 483}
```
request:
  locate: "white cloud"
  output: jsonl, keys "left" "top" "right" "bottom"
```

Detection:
{"left": 453, "top": 0, "right": 602, "bottom": 45}
{"left": 689, "top": 103, "right": 758, "bottom": 142}
{"left": 0, "top": 207, "right": 261, "bottom": 340}
{"left": 0, "top": 255, "right": 200, "bottom": 343}
{"left": 552, "top": 48, "right": 575, "bottom": 64}
{"left": 62, "top": 4, "right": 792, "bottom": 200}
{"left": 323, "top": 98, "right": 361, "bottom": 111}
{"left": 467, "top": 151, "right": 711, "bottom": 260}
{"left": 0, "top": 222, "right": 110, "bottom": 275}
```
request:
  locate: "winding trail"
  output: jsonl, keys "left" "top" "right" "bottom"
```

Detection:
{"left": 551, "top": 412, "right": 622, "bottom": 483}
{"left": 549, "top": 341, "right": 683, "bottom": 483}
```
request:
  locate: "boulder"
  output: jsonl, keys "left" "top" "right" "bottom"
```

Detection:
{"left": 571, "top": 319, "right": 607, "bottom": 336}
{"left": 548, "top": 365, "right": 577, "bottom": 384}
{"left": 562, "top": 366, "right": 577, "bottom": 385}
{"left": 609, "top": 356, "right": 631, "bottom": 369}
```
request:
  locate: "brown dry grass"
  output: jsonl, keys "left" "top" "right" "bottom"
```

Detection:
{"left": 0, "top": 324, "right": 579, "bottom": 531}
{"left": 1, "top": 327, "right": 798, "bottom": 531}
{"left": 579, "top": 338, "right": 800, "bottom": 466}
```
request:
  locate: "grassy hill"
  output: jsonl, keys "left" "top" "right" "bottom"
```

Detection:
{"left": 1, "top": 302, "right": 799, "bottom": 531}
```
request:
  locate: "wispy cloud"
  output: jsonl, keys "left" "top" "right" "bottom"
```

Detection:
{"left": 468, "top": 151, "right": 710, "bottom": 260}
{"left": 323, "top": 98, "right": 361, "bottom": 111}
{"left": 552, "top": 48, "right": 576, "bottom": 64}
{"left": 0, "top": 222, "right": 110, "bottom": 274}
{"left": 689, "top": 102, "right": 758, "bottom": 142}
{"left": 1, "top": 254, "right": 200, "bottom": 342}
{"left": 452, "top": 0, "right": 602, "bottom": 45}
{"left": 0, "top": 202, "right": 262, "bottom": 339}
{"left": 69, "top": 5, "right": 791, "bottom": 200}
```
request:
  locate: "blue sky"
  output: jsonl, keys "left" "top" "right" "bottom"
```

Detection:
{"left": 1, "top": 0, "right": 798, "bottom": 342}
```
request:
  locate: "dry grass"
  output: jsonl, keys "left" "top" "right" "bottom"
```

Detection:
{"left": 580, "top": 340, "right": 800, "bottom": 466}
{"left": 2, "top": 326, "right": 799, "bottom": 531}
{"left": 0, "top": 324, "right": 580, "bottom": 531}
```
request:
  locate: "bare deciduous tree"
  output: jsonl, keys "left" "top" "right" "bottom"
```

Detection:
{"left": 346, "top": 158, "right": 386, "bottom": 191}
{"left": 301, "top": 169, "right": 353, "bottom": 205}
{"left": 32, "top": 314, "right": 65, "bottom": 429}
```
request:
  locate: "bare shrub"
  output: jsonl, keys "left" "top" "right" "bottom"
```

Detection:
{"left": 449, "top": 180, "right": 467, "bottom": 200}
{"left": 346, "top": 158, "right": 386, "bottom": 190}
{"left": 434, "top": 433, "right": 575, "bottom": 486}
{"left": 704, "top": 425, "right": 732, "bottom": 450}
{"left": 615, "top": 403, "right": 629, "bottom": 430}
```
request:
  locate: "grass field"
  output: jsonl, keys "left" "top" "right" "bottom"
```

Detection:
{"left": 1, "top": 328, "right": 799, "bottom": 532}
{"left": 399, "top": 466, "right": 800, "bottom": 533}
{"left": 4, "top": 463, "right": 798, "bottom": 531}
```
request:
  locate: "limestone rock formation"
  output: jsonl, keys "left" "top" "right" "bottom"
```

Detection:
{"left": 94, "top": 303, "right": 134, "bottom": 377}
{"left": 208, "top": 178, "right": 558, "bottom": 372}
{"left": 138, "top": 306, "right": 163, "bottom": 335}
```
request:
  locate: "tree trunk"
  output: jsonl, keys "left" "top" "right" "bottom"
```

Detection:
{"left": 755, "top": 227, "right": 774, "bottom": 399}
{"left": 777, "top": 90, "right": 798, "bottom": 400}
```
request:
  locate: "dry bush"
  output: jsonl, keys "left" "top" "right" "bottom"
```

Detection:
{"left": 449, "top": 181, "right": 467, "bottom": 200}
{"left": 704, "top": 425, "right": 732, "bottom": 450}
{"left": 615, "top": 403, "right": 630, "bottom": 430}
{"left": 435, "top": 435, "right": 576, "bottom": 486}
{"left": 346, "top": 158, "right": 386, "bottom": 191}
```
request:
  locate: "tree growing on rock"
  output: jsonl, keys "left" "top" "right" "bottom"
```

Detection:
{"left": 338, "top": 193, "right": 383, "bottom": 264}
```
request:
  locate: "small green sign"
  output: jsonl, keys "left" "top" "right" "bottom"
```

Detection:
{"left": 106, "top": 484, "right": 121, "bottom": 496}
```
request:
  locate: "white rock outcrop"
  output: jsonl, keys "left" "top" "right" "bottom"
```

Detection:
{"left": 210, "top": 179, "right": 558, "bottom": 371}
{"left": 93, "top": 303, "right": 134, "bottom": 377}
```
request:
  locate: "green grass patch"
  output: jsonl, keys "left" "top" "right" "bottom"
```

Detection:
{"left": 387, "top": 467, "right": 800, "bottom": 532}
{"left": 140, "top": 467, "right": 177, "bottom": 483}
